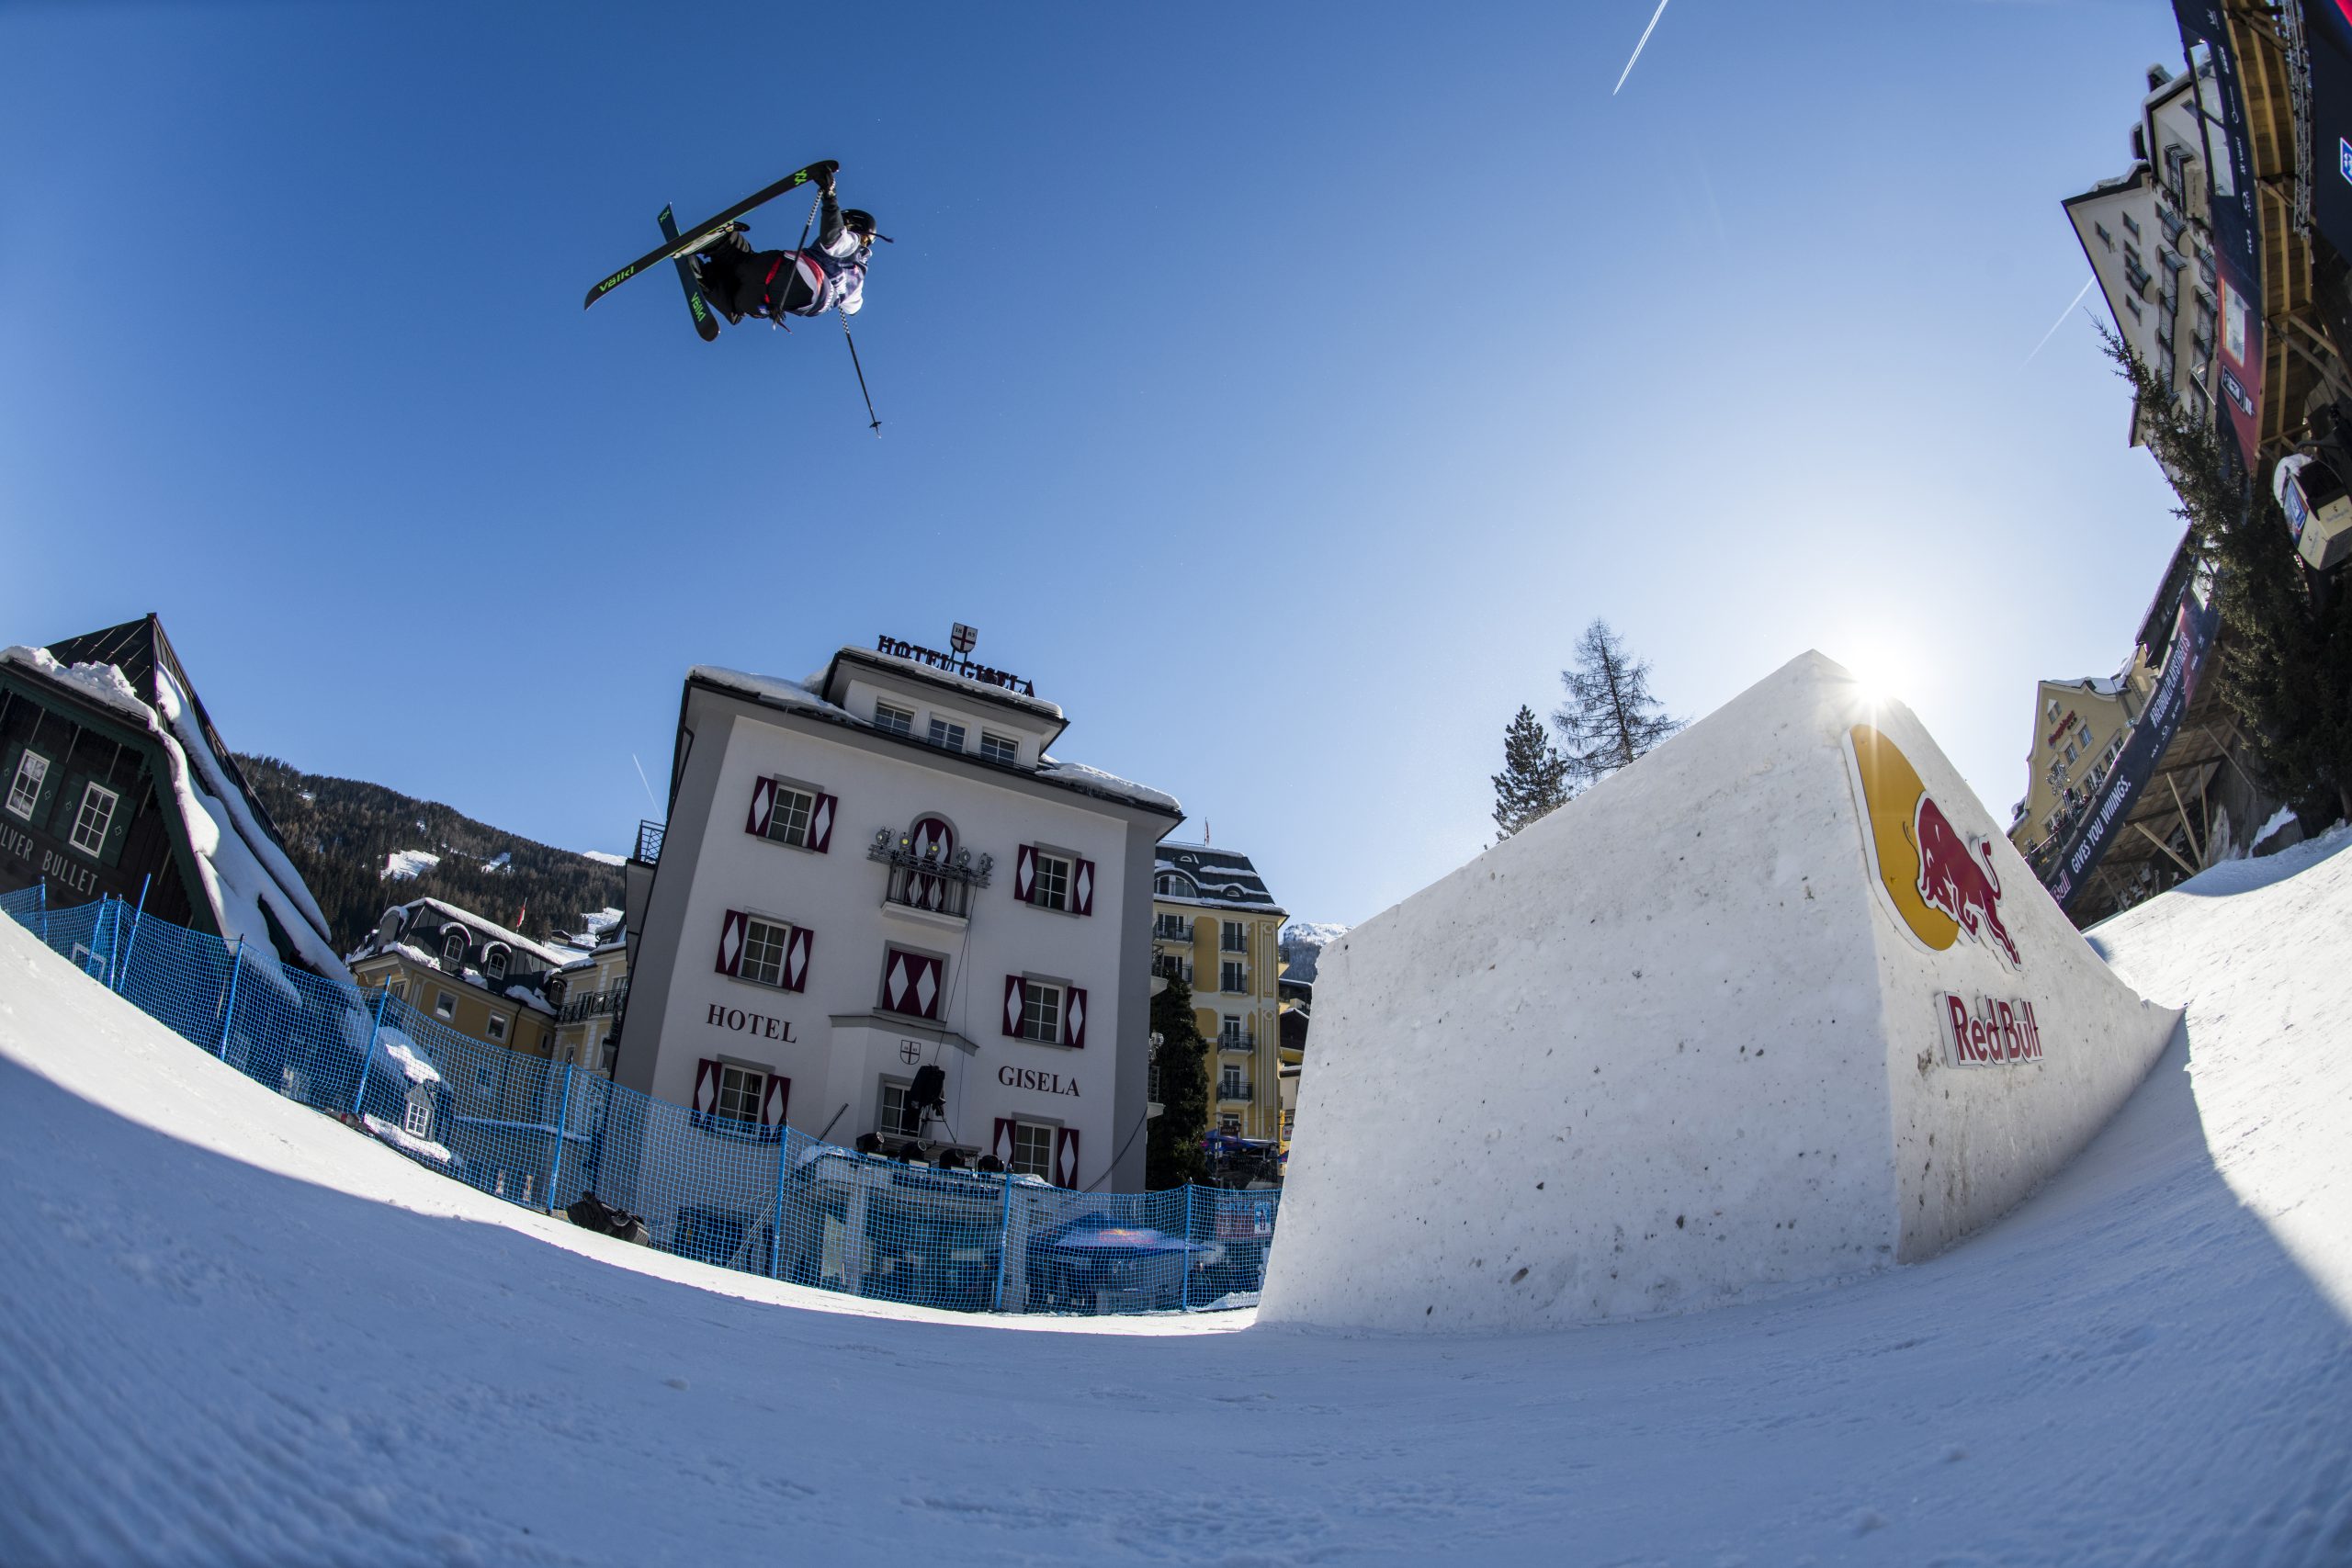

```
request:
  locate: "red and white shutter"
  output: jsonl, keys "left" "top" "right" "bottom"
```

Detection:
{"left": 782, "top": 926, "right": 813, "bottom": 993}
{"left": 807, "top": 791, "right": 837, "bottom": 853}
{"left": 714, "top": 910, "right": 748, "bottom": 976}
{"left": 692, "top": 1058, "right": 719, "bottom": 1122}
{"left": 760, "top": 1074, "right": 791, "bottom": 1129}
{"left": 1052, "top": 1126, "right": 1080, "bottom": 1188}
{"left": 883, "top": 950, "right": 944, "bottom": 1020}
{"left": 1013, "top": 844, "right": 1036, "bottom": 905}
{"left": 744, "top": 777, "right": 775, "bottom": 838}
{"left": 1073, "top": 857, "right": 1095, "bottom": 917}
{"left": 1062, "top": 985, "right": 1088, "bottom": 1049}
{"left": 1002, "top": 975, "right": 1027, "bottom": 1037}
{"left": 991, "top": 1117, "right": 1018, "bottom": 1168}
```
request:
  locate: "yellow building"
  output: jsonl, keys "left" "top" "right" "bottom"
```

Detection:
{"left": 345, "top": 897, "right": 568, "bottom": 1076}
{"left": 1150, "top": 842, "right": 1287, "bottom": 1141}
{"left": 2007, "top": 658, "right": 2157, "bottom": 862}
{"left": 552, "top": 938, "right": 630, "bottom": 1079}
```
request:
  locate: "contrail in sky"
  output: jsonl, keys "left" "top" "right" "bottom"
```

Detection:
{"left": 2024, "top": 275, "right": 2100, "bottom": 365}
{"left": 631, "top": 752, "right": 658, "bottom": 807}
{"left": 1613, "top": 0, "right": 1673, "bottom": 96}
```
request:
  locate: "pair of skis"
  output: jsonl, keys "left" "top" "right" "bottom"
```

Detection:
{"left": 581, "top": 160, "right": 837, "bottom": 318}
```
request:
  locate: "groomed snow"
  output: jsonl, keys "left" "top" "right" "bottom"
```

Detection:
{"left": 380, "top": 850, "right": 441, "bottom": 881}
{"left": 2, "top": 835, "right": 2349, "bottom": 1563}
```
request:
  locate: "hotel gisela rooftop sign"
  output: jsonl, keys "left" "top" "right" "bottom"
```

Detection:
{"left": 1849, "top": 723, "right": 2044, "bottom": 1072}
{"left": 875, "top": 626, "right": 1035, "bottom": 697}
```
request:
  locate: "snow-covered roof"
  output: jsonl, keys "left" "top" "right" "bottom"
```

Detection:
{"left": 3, "top": 622, "right": 349, "bottom": 986}
{"left": 687, "top": 662, "right": 1181, "bottom": 819}
{"left": 351, "top": 896, "right": 573, "bottom": 972}
{"left": 827, "top": 645, "right": 1066, "bottom": 723}
{"left": 1154, "top": 842, "right": 1286, "bottom": 914}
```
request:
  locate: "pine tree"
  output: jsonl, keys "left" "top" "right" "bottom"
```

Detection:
{"left": 1492, "top": 705, "right": 1570, "bottom": 839}
{"left": 1145, "top": 975, "right": 1211, "bottom": 1189}
{"left": 1552, "top": 619, "right": 1684, "bottom": 791}
{"left": 2102, "top": 329, "right": 2352, "bottom": 823}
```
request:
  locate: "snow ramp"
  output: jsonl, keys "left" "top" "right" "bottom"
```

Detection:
{"left": 1261, "top": 651, "right": 2182, "bottom": 1332}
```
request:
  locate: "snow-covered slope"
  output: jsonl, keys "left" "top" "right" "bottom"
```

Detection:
{"left": 2, "top": 836, "right": 2348, "bottom": 1564}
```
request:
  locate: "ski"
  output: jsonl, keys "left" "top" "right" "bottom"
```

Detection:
{"left": 583, "top": 161, "right": 838, "bottom": 310}
{"left": 659, "top": 204, "right": 720, "bottom": 342}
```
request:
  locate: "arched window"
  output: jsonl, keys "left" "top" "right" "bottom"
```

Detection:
{"left": 440, "top": 926, "right": 468, "bottom": 966}
{"left": 483, "top": 944, "right": 510, "bottom": 983}
{"left": 402, "top": 1085, "right": 434, "bottom": 1141}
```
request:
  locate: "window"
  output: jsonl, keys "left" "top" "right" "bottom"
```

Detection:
{"left": 979, "top": 731, "right": 1018, "bottom": 765}
{"left": 1149, "top": 1063, "right": 1162, "bottom": 1103}
{"left": 874, "top": 702, "right": 914, "bottom": 736}
{"left": 716, "top": 1062, "right": 767, "bottom": 1124}
{"left": 1221, "top": 960, "right": 1247, "bottom": 993}
{"left": 441, "top": 929, "right": 467, "bottom": 966}
{"left": 2094, "top": 221, "right": 2114, "bottom": 251}
{"left": 739, "top": 916, "right": 793, "bottom": 987}
{"left": 68, "top": 783, "right": 118, "bottom": 857}
{"left": 486, "top": 1013, "right": 508, "bottom": 1043}
{"left": 877, "top": 1077, "right": 918, "bottom": 1137}
{"left": 1156, "top": 872, "right": 1192, "bottom": 897}
{"left": 2120, "top": 211, "right": 2142, "bottom": 239}
{"left": 1028, "top": 850, "right": 1071, "bottom": 911}
{"left": 1218, "top": 1113, "right": 1241, "bottom": 1135}
{"left": 926, "top": 716, "right": 967, "bottom": 752}
{"left": 1022, "top": 979, "right": 1063, "bottom": 1043}
{"left": 1221, "top": 1014, "right": 1244, "bottom": 1045}
{"left": 5, "top": 750, "right": 47, "bottom": 820}
{"left": 403, "top": 1090, "right": 433, "bottom": 1140}
{"left": 1155, "top": 914, "right": 1189, "bottom": 941}
{"left": 1010, "top": 1121, "right": 1054, "bottom": 1179}
{"left": 435, "top": 990, "right": 457, "bottom": 1021}
{"left": 1221, "top": 920, "right": 1246, "bottom": 953}
{"left": 389, "top": 978, "right": 406, "bottom": 999}
{"left": 1220, "top": 1066, "right": 1245, "bottom": 1100}
{"left": 484, "top": 947, "right": 509, "bottom": 983}
{"left": 767, "top": 784, "right": 816, "bottom": 847}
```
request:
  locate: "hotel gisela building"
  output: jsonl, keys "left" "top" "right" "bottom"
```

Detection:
{"left": 617, "top": 638, "right": 1182, "bottom": 1191}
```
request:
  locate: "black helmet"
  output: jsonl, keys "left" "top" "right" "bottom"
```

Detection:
{"left": 842, "top": 209, "right": 877, "bottom": 238}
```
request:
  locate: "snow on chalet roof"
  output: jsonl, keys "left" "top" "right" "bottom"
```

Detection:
{"left": 2, "top": 627, "right": 349, "bottom": 987}
{"left": 689, "top": 664, "right": 1180, "bottom": 818}
{"left": 1155, "top": 842, "right": 1286, "bottom": 914}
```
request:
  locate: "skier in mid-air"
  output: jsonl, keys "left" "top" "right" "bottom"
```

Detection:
{"left": 691, "top": 164, "right": 882, "bottom": 327}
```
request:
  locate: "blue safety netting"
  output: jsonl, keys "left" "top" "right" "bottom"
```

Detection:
{"left": 0, "top": 886, "right": 1278, "bottom": 1314}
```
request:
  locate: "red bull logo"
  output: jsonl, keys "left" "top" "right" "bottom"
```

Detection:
{"left": 1849, "top": 724, "right": 2025, "bottom": 972}
{"left": 1938, "top": 993, "right": 2044, "bottom": 1068}
{"left": 1912, "top": 795, "right": 2021, "bottom": 969}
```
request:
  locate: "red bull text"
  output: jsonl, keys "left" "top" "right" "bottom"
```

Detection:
{"left": 1913, "top": 795, "right": 2022, "bottom": 968}
{"left": 1938, "top": 993, "right": 2044, "bottom": 1068}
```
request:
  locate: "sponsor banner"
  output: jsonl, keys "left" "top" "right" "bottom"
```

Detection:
{"left": 2306, "top": 1, "right": 2352, "bottom": 268}
{"left": 2171, "top": 2, "right": 2266, "bottom": 468}
{"left": 2038, "top": 580, "right": 2223, "bottom": 909}
{"left": 1937, "top": 993, "right": 2047, "bottom": 1069}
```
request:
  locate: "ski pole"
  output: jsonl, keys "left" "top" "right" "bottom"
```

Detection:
{"left": 839, "top": 313, "right": 882, "bottom": 435}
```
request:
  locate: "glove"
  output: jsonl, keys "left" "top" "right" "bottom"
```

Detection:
{"left": 817, "top": 164, "right": 837, "bottom": 196}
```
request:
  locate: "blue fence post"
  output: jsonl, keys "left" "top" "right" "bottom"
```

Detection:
{"left": 546, "top": 1061, "right": 573, "bottom": 1213}
{"left": 351, "top": 986, "right": 390, "bottom": 1117}
{"left": 769, "top": 1128, "right": 791, "bottom": 1280}
{"left": 991, "top": 1172, "right": 1013, "bottom": 1313}
{"left": 36, "top": 878, "right": 47, "bottom": 943}
{"left": 115, "top": 874, "right": 151, "bottom": 994}
{"left": 216, "top": 937, "right": 245, "bottom": 1060}
{"left": 1182, "top": 1183, "right": 1195, "bottom": 1311}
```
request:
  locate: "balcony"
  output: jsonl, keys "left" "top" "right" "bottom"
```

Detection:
{"left": 1218, "top": 1082, "right": 1255, "bottom": 1104}
{"left": 1218, "top": 1032, "right": 1256, "bottom": 1053}
{"left": 634, "top": 818, "right": 665, "bottom": 864}
{"left": 1220, "top": 933, "right": 1248, "bottom": 953}
{"left": 559, "top": 985, "right": 628, "bottom": 1024}
{"left": 868, "top": 831, "right": 991, "bottom": 924}
{"left": 1151, "top": 955, "right": 1193, "bottom": 985}
{"left": 1153, "top": 919, "right": 1193, "bottom": 944}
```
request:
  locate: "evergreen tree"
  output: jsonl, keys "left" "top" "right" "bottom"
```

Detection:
{"left": 1552, "top": 619, "right": 1684, "bottom": 791}
{"left": 1145, "top": 975, "right": 1210, "bottom": 1189}
{"left": 2103, "top": 330, "right": 2352, "bottom": 824}
{"left": 1491, "top": 705, "right": 1570, "bottom": 839}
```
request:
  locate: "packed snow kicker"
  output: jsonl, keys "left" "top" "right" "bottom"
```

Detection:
{"left": 1264, "top": 653, "right": 2181, "bottom": 1333}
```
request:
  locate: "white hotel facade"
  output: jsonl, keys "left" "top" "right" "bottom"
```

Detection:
{"left": 617, "top": 641, "right": 1182, "bottom": 1192}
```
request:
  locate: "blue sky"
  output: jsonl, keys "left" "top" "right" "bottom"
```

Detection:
{"left": 1, "top": 1, "right": 2188, "bottom": 929}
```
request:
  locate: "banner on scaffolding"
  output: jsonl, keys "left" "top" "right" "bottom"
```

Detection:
{"left": 2170, "top": 2, "right": 2267, "bottom": 469}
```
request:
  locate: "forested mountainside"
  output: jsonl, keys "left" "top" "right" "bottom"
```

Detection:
{"left": 234, "top": 755, "right": 626, "bottom": 957}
